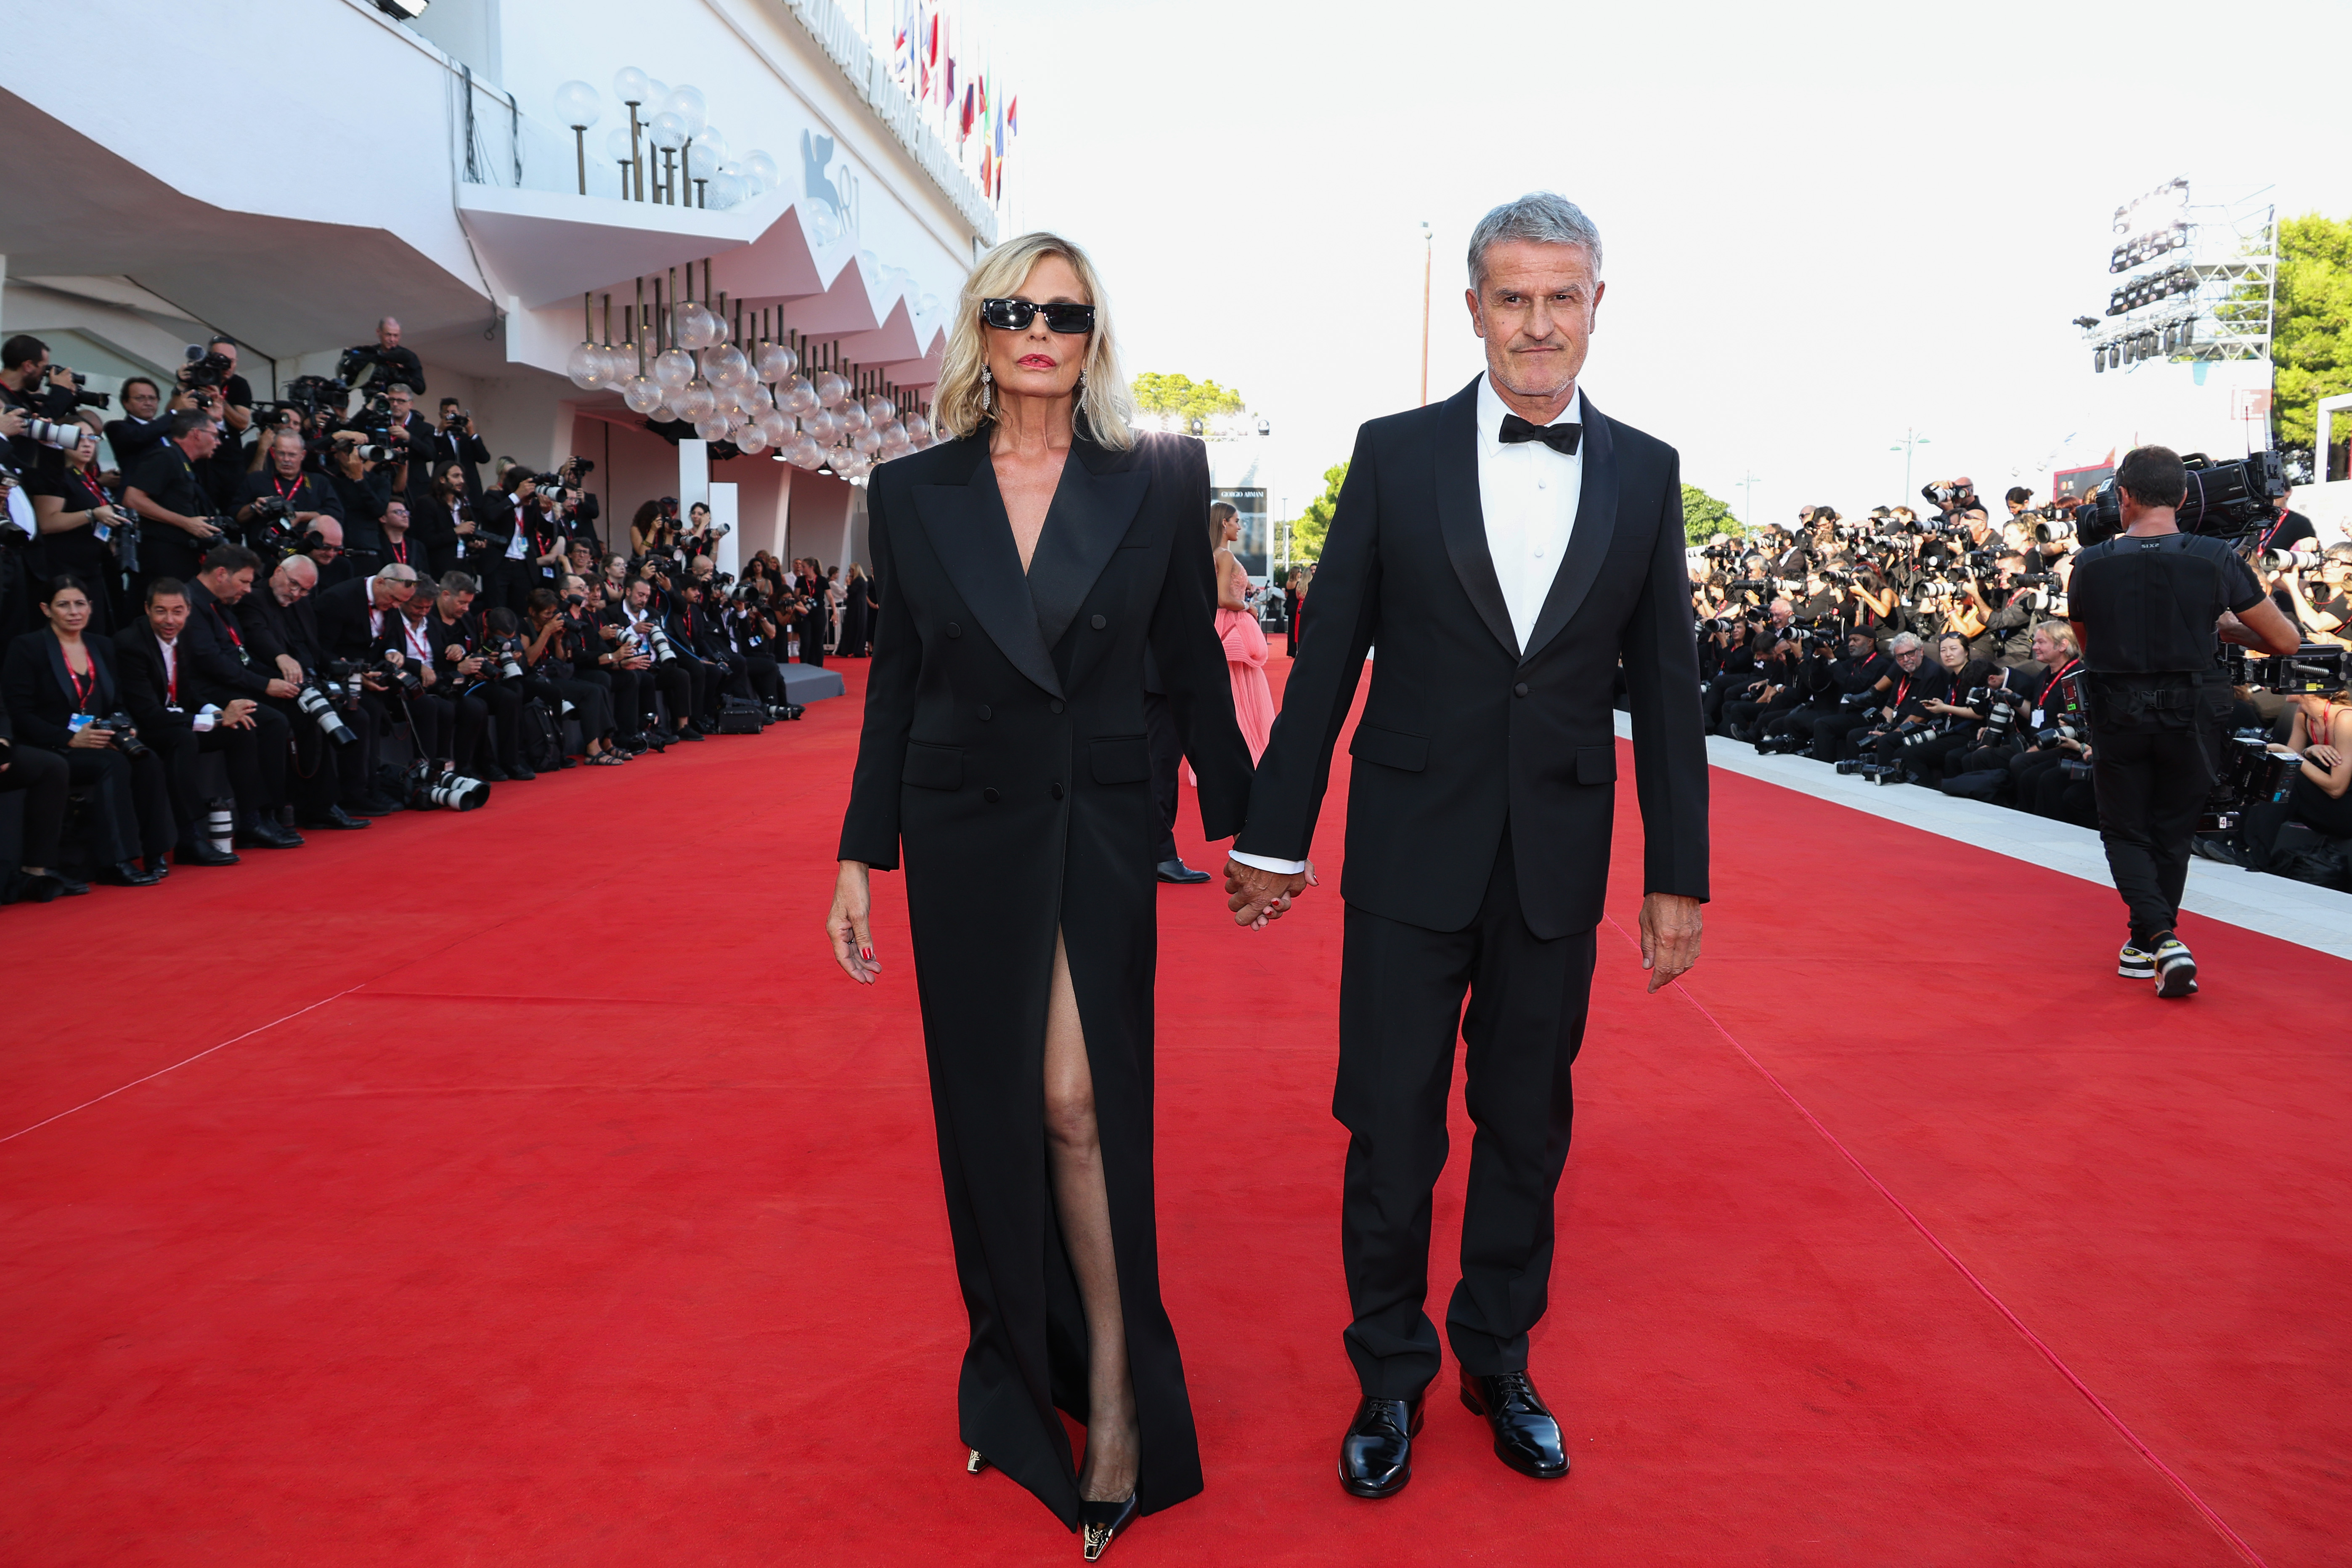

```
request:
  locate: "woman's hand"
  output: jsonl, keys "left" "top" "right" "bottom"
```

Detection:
{"left": 68, "top": 724, "right": 115, "bottom": 750}
{"left": 2309, "top": 743, "right": 2344, "bottom": 770}
{"left": 828, "top": 860, "right": 880, "bottom": 983}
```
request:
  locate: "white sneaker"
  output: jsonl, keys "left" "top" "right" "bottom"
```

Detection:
{"left": 2117, "top": 942, "right": 2156, "bottom": 979}
{"left": 2152, "top": 934, "right": 2197, "bottom": 998}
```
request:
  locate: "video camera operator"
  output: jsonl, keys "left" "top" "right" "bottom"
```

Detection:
{"left": 114, "top": 573, "right": 299, "bottom": 862}
{"left": 122, "top": 411, "right": 229, "bottom": 588}
{"left": 340, "top": 317, "right": 426, "bottom": 397}
{"left": 2066, "top": 444, "right": 2300, "bottom": 997}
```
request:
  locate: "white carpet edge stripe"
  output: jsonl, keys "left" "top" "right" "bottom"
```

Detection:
{"left": 1611, "top": 709, "right": 2352, "bottom": 962}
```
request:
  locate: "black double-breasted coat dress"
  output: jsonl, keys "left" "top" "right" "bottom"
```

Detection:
{"left": 838, "top": 427, "right": 1253, "bottom": 1528}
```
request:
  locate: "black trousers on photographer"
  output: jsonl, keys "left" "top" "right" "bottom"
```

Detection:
{"left": 156, "top": 708, "right": 290, "bottom": 834}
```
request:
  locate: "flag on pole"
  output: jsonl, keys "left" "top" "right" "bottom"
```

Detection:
{"left": 1006, "top": 95, "right": 1018, "bottom": 136}
{"left": 959, "top": 83, "right": 975, "bottom": 141}
{"left": 980, "top": 144, "right": 993, "bottom": 196}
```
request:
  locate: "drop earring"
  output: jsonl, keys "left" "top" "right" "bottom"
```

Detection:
{"left": 981, "top": 365, "right": 993, "bottom": 412}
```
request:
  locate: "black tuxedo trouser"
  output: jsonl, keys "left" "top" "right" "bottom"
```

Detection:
{"left": 3, "top": 743, "right": 70, "bottom": 867}
{"left": 1336, "top": 825, "right": 1596, "bottom": 1398}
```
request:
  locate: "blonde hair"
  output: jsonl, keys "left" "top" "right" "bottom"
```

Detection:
{"left": 935, "top": 231, "right": 1135, "bottom": 449}
{"left": 2033, "top": 618, "right": 2080, "bottom": 659}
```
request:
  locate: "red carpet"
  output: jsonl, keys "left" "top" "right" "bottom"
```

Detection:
{"left": 3, "top": 655, "right": 2347, "bottom": 1565}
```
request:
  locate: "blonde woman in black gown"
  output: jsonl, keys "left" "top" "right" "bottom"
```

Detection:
{"left": 826, "top": 232, "right": 1252, "bottom": 1560}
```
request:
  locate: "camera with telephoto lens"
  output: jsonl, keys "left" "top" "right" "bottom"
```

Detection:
{"left": 62, "top": 372, "right": 110, "bottom": 411}
{"left": 485, "top": 634, "right": 525, "bottom": 682}
{"left": 403, "top": 758, "right": 490, "bottom": 812}
{"left": 2071, "top": 450, "right": 2288, "bottom": 547}
{"left": 2033, "top": 719, "right": 2089, "bottom": 747}
{"left": 18, "top": 415, "right": 83, "bottom": 450}
{"left": 640, "top": 620, "right": 679, "bottom": 665}
{"left": 1726, "top": 578, "right": 1768, "bottom": 593}
{"left": 1973, "top": 683, "right": 2023, "bottom": 739}
{"left": 292, "top": 679, "right": 357, "bottom": 746}
{"left": 2257, "top": 548, "right": 2323, "bottom": 573}
{"left": 1833, "top": 757, "right": 1905, "bottom": 784}
{"left": 1923, "top": 480, "right": 1976, "bottom": 510}
{"left": 95, "top": 711, "right": 150, "bottom": 759}
{"left": 181, "top": 345, "right": 232, "bottom": 389}
{"left": 1838, "top": 687, "right": 1883, "bottom": 710}
{"left": 1753, "top": 730, "right": 1811, "bottom": 755}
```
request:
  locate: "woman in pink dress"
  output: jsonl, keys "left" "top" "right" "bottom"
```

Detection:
{"left": 1192, "top": 504, "right": 1275, "bottom": 779}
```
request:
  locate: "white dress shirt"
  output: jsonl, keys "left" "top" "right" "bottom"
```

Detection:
{"left": 156, "top": 633, "right": 180, "bottom": 706}
{"left": 1230, "top": 377, "right": 1590, "bottom": 878}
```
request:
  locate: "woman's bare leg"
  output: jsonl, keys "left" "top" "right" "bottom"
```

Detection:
{"left": 1042, "top": 930, "right": 1139, "bottom": 1502}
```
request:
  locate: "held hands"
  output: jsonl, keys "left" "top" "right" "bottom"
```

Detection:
{"left": 1224, "top": 858, "right": 1315, "bottom": 929}
{"left": 1639, "top": 892, "right": 1703, "bottom": 993}
{"left": 827, "top": 860, "right": 881, "bottom": 983}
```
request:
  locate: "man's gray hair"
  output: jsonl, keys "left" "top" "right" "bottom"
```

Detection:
{"left": 1467, "top": 193, "right": 1604, "bottom": 290}
{"left": 377, "top": 562, "right": 418, "bottom": 586}
{"left": 1887, "top": 631, "right": 1924, "bottom": 654}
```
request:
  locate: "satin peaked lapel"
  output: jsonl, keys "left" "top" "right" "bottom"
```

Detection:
{"left": 1027, "top": 439, "right": 1151, "bottom": 656}
{"left": 1519, "top": 396, "right": 1619, "bottom": 664}
{"left": 1433, "top": 377, "right": 1518, "bottom": 658}
{"left": 910, "top": 446, "right": 1064, "bottom": 698}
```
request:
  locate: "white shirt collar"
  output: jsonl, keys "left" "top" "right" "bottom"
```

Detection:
{"left": 1475, "top": 375, "right": 1585, "bottom": 446}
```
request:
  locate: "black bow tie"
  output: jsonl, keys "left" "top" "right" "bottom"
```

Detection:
{"left": 1498, "top": 413, "right": 1582, "bottom": 456}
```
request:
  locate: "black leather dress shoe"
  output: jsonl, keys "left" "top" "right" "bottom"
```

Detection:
{"left": 1155, "top": 858, "right": 1212, "bottom": 884}
{"left": 236, "top": 820, "right": 304, "bottom": 849}
{"left": 505, "top": 761, "right": 536, "bottom": 780}
{"left": 300, "top": 805, "right": 371, "bottom": 830}
{"left": 101, "top": 860, "right": 164, "bottom": 887}
{"left": 1339, "top": 1395, "right": 1422, "bottom": 1498}
{"left": 1459, "top": 1370, "right": 1568, "bottom": 1479}
{"left": 3, "top": 868, "right": 84, "bottom": 903}
{"left": 474, "top": 761, "right": 512, "bottom": 782}
{"left": 175, "top": 840, "right": 242, "bottom": 868}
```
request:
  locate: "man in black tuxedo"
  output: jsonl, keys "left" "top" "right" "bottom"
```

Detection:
{"left": 1226, "top": 193, "right": 1708, "bottom": 1499}
{"left": 426, "top": 398, "right": 492, "bottom": 501}
{"left": 313, "top": 562, "right": 421, "bottom": 814}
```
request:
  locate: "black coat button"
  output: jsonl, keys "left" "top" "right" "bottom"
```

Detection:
{"left": 1051, "top": 782, "right": 1065, "bottom": 799}
{"left": 977, "top": 704, "right": 992, "bottom": 720}
{"left": 1090, "top": 614, "right": 1107, "bottom": 630}
{"left": 947, "top": 621, "right": 963, "bottom": 638}
{"left": 1514, "top": 682, "right": 1530, "bottom": 697}
{"left": 1050, "top": 700, "right": 1065, "bottom": 714}
{"left": 983, "top": 787, "right": 1000, "bottom": 802}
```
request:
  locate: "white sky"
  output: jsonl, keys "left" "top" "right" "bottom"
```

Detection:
{"left": 964, "top": 0, "right": 2352, "bottom": 529}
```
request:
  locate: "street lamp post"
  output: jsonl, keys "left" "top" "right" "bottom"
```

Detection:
{"left": 1891, "top": 429, "right": 1931, "bottom": 496}
{"left": 1735, "top": 470, "right": 1763, "bottom": 529}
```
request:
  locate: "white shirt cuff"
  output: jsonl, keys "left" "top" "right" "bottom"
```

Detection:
{"left": 1229, "top": 849, "right": 1307, "bottom": 876}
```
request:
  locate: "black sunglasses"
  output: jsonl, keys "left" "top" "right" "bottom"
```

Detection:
{"left": 981, "top": 297, "right": 1095, "bottom": 334}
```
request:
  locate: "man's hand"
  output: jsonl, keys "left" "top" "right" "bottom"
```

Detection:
{"left": 1225, "top": 858, "right": 1314, "bottom": 929}
{"left": 1638, "top": 892, "right": 1703, "bottom": 993}
{"left": 264, "top": 677, "right": 299, "bottom": 700}
{"left": 223, "top": 699, "right": 259, "bottom": 728}
{"left": 276, "top": 655, "right": 303, "bottom": 682}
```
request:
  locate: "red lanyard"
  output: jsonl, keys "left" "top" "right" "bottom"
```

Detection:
{"left": 2042, "top": 658, "right": 2079, "bottom": 706}
{"left": 162, "top": 640, "right": 178, "bottom": 705}
{"left": 403, "top": 617, "right": 432, "bottom": 660}
{"left": 272, "top": 472, "right": 305, "bottom": 503}
{"left": 388, "top": 537, "right": 410, "bottom": 565}
{"left": 66, "top": 651, "right": 96, "bottom": 711}
{"left": 1891, "top": 672, "right": 1913, "bottom": 708}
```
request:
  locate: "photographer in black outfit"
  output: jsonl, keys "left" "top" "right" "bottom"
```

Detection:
{"left": 2066, "top": 446, "right": 2299, "bottom": 998}
{"left": 0, "top": 678, "right": 81, "bottom": 904}
{"left": 602, "top": 576, "right": 692, "bottom": 744}
{"left": 323, "top": 431, "right": 396, "bottom": 559}
{"left": 104, "top": 378, "right": 174, "bottom": 477}
{"left": 425, "top": 400, "right": 492, "bottom": 501}
{"left": 114, "top": 573, "right": 300, "bottom": 863}
{"left": 521, "top": 585, "right": 625, "bottom": 764}
{"left": 342, "top": 318, "right": 426, "bottom": 396}
{"left": 122, "top": 412, "right": 228, "bottom": 587}
{"left": 1833, "top": 631, "right": 1950, "bottom": 770}
{"left": 235, "top": 553, "right": 371, "bottom": 831}
{"left": 423, "top": 571, "right": 530, "bottom": 781}
{"left": 233, "top": 430, "right": 342, "bottom": 555}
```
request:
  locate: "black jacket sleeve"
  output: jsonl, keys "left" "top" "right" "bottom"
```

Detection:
{"left": 836, "top": 480, "right": 916, "bottom": 868}
{"left": 1145, "top": 437, "right": 1253, "bottom": 840}
{"left": 1617, "top": 452, "right": 1711, "bottom": 901}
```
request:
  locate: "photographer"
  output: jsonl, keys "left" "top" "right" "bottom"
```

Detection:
{"left": 342, "top": 318, "right": 426, "bottom": 396}
{"left": 2263, "top": 687, "right": 2352, "bottom": 846}
{"left": 177, "top": 337, "right": 253, "bottom": 494}
{"left": 114, "top": 574, "right": 299, "bottom": 862}
{"left": 0, "top": 680, "right": 80, "bottom": 904}
{"left": 2256, "top": 489, "right": 2318, "bottom": 557}
{"left": 1722, "top": 611, "right": 1814, "bottom": 742}
{"left": 103, "top": 378, "right": 174, "bottom": 477}
{"left": 602, "top": 576, "right": 694, "bottom": 745}
{"left": 235, "top": 554, "right": 371, "bottom": 832}
{"left": 424, "top": 400, "right": 491, "bottom": 501}
{"left": 1894, "top": 633, "right": 2000, "bottom": 783}
{"left": 1834, "top": 631, "right": 1949, "bottom": 767}
{"left": 2279, "top": 546, "right": 2352, "bottom": 651}
{"left": 1961, "top": 552, "right": 2046, "bottom": 675}
{"left": 2066, "top": 445, "right": 2300, "bottom": 995}
{"left": 423, "top": 570, "right": 529, "bottom": 781}
{"left": 123, "top": 411, "right": 229, "bottom": 587}
{"left": 378, "top": 500, "right": 427, "bottom": 573}
{"left": 26, "top": 430, "right": 127, "bottom": 636}
{"left": 386, "top": 573, "right": 471, "bottom": 776}
{"left": 323, "top": 430, "right": 396, "bottom": 557}
{"left": 313, "top": 562, "right": 422, "bottom": 816}
{"left": 521, "top": 584, "right": 624, "bottom": 764}
{"left": 412, "top": 460, "right": 472, "bottom": 578}
{"left": 232, "top": 430, "right": 342, "bottom": 557}
{"left": 2, "top": 335, "right": 105, "bottom": 473}
{"left": 664, "top": 573, "right": 736, "bottom": 732}
{"left": 0, "top": 575, "right": 172, "bottom": 884}
{"left": 509, "top": 474, "right": 573, "bottom": 611}
{"left": 1920, "top": 477, "right": 1981, "bottom": 528}
{"left": 725, "top": 583, "right": 787, "bottom": 714}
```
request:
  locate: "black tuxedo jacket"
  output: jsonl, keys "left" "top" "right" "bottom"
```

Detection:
{"left": 241, "top": 587, "right": 324, "bottom": 674}
{"left": 113, "top": 623, "right": 199, "bottom": 743}
{"left": 2, "top": 630, "right": 121, "bottom": 748}
{"left": 1235, "top": 377, "right": 1708, "bottom": 938}
{"left": 313, "top": 577, "right": 390, "bottom": 663}
{"left": 423, "top": 425, "right": 492, "bottom": 499}
{"left": 182, "top": 581, "right": 273, "bottom": 704}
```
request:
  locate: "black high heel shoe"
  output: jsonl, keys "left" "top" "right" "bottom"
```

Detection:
{"left": 1077, "top": 1494, "right": 1138, "bottom": 1561}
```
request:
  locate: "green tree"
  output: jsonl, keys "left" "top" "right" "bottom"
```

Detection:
{"left": 1681, "top": 483, "right": 1744, "bottom": 541}
{"left": 2270, "top": 213, "right": 2352, "bottom": 448}
{"left": 1130, "top": 371, "right": 1246, "bottom": 428}
{"left": 1283, "top": 460, "right": 1348, "bottom": 563}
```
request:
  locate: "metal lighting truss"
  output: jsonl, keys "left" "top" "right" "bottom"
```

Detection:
{"left": 2080, "top": 183, "right": 2276, "bottom": 372}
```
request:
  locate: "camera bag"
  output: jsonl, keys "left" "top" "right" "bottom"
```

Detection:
{"left": 715, "top": 695, "right": 766, "bottom": 735}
